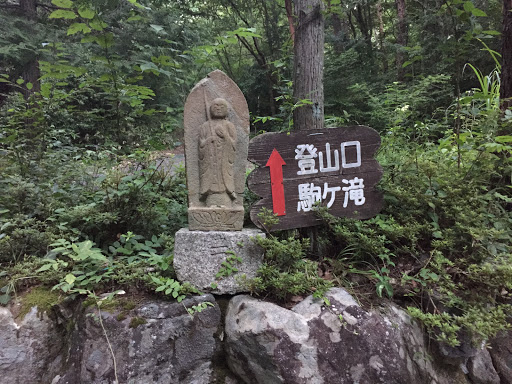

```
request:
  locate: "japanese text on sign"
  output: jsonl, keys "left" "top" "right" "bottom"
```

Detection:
{"left": 295, "top": 141, "right": 361, "bottom": 175}
{"left": 295, "top": 142, "right": 365, "bottom": 212}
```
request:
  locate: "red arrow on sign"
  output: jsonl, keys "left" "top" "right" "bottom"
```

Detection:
{"left": 266, "top": 149, "right": 287, "bottom": 216}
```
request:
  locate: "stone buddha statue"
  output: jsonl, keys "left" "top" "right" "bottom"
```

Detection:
{"left": 198, "top": 98, "right": 237, "bottom": 207}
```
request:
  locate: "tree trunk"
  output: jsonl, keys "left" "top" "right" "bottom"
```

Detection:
{"left": 20, "top": 0, "right": 40, "bottom": 97}
{"left": 326, "top": 0, "right": 344, "bottom": 53}
{"left": 20, "top": 0, "right": 37, "bottom": 16}
{"left": 293, "top": 0, "right": 324, "bottom": 131}
{"left": 285, "top": 0, "right": 295, "bottom": 45}
{"left": 377, "top": 0, "right": 388, "bottom": 72}
{"left": 501, "top": 0, "right": 512, "bottom": 110}
{"left": 395, "top": 0, "right": 407, "bottom": 81}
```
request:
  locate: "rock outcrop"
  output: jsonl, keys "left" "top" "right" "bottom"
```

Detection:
{"left": 0, "top": 293, "right": 225, "bottom": 384}
{"left": 0, "top": 306, "right": 64, "bottom": 384}
{"left": 0, "top": 288, "right": 508, "bottom": 384}
{"left": 224, "top": 288, "right": 499, "bottom": 384}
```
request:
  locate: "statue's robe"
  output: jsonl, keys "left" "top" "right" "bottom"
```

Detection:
{"left": 198, "top": 118, "right": 236, "bottom": 198}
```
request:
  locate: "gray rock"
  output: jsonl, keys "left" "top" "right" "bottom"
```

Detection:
{"left": 1, "top": 288, "right": 506, "bottom": 384}
{"left": 64, "top": 294, "right": 221, "bottom": 384}
{"left": 467, "top": 345, "right": 501, "bottom": 384}
{"left": 0, "top": 306, "right": 63, "bottom": 384}
{"left": 489, "top": 330, "right": 512, "bottom": 384}
{"left": 224, "top": 288, "right": 474, "bottom": 384}
{"left": 174, "top": 228, "right": 265, "bottom": 294}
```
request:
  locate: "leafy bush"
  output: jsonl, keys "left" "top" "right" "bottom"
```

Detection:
{"left": 317, "top": 126, "right": 512, "bottom": 345}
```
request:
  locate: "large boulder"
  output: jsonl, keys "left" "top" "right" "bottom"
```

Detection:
{"left": 55, "top": 294, "right": 222, "bottom": 384}
{"left": 224, "top": 288, "right": 495, "bottom": 384}
{"left": 489, "top": 329, "right": 512, "bottom": 384}
{"left": 0, "top": 305, "right": 64, "bottom": 384}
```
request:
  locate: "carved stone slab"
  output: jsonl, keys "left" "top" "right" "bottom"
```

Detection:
{"left": 247, "top": 126, "right": 383, "bottom": 231}
{"left": 184, "top": 70, "right": 250, "bottom": 231}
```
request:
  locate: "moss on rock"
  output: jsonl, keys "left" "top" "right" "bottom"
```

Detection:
{"left": 19, "top": 286, "right": 61, "bottom": 319}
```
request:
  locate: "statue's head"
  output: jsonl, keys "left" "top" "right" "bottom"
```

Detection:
{"left": 210, "top": 98, "right": 228, "bottom": 118}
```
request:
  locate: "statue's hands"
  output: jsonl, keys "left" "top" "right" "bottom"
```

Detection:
{"left": 216, "top": 127, "right": 225, "bottom": 138}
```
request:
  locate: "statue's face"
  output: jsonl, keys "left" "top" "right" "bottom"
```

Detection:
{"left": 211, "top": 99, "right": 228, "bottom": 118}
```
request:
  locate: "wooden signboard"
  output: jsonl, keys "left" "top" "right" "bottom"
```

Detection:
{"left": 247, "top": 126, "right": 383, "bottom": 231}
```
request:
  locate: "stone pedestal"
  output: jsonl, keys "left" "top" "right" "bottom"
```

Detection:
{"left": 174, "top": 228, "right": 265, "bottom": 295}
{"left": 188, "top": 206, "right": 244, "bottom": 231}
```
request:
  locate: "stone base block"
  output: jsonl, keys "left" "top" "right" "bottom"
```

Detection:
{"left": 188, "top": 207, "right": 244, "bottom": 231}
{"left": 174, "top": 228, "right": 265, "bottom": 295}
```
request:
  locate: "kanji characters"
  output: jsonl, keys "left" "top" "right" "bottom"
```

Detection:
{"left": 342, "top": 177, "right": 365, "bottom": 207}
{"left": 297, "top": 182, "right": 322, "bottom": 212}
{"left": 295, "top": 144, "right": 319, "bottom": 175}
{"left": 295, "top": 141, "right": 362, "bottom": 175}
{"left": 293, "top": 143, "right": 366, "bottom": 212}
{"left": 319, "top": 143, "right": 340, "bottom": 172}
{"left": 341, "top": 141, "right": 361, "bottom": 168}
{"left": 296, "top": 180, "right": 364, "bottom": 211}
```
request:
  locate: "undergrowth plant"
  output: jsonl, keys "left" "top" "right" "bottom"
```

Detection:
{"left": 318, "top": 121, "right": 512, "bottom": 346}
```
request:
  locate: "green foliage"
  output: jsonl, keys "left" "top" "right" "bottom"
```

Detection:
{"left": 0, "top": 231, "right": 178, "bottom": 305}
{"left": 216, "top": 250, "right": 242, "bottom": 279}
{"left": 256, "top": 207, "right": 280, "bottom": 232}
{"left": 186, "top": 301, "right": 215, "bottom": 317}
{"left": 249, "top": 235, "right": 333, "bottom": 301}
{"left": 319, "top": 119, "right": 512, "bottom": 345}
{"left": 150, "top": 275, "right": 188, "bottom": 302}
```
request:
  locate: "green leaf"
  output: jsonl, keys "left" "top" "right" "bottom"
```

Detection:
{"left": 96, "top": 33, "right": 114, "bottom": 48}
{"left": 68, "top": 23, "right": 91, "bottom": 35}
{"left": 89, "top": 19, "right": 107, "bottom": 31}
{"left": 26, "top": 82, "right": 33, "bottom": 90}
{"left": 463, "top": 1, "right": 475, "bottom": 12}
{"left": 65, "top": 274, "right": 76, "bottom": 285}
{"left": 150, "top": 24, "right": 164, "bottom": 33}
{"left": 16, "top": 78, "right": 24, "bottom": 85}
{"left": 49, "top": 10, "right": 77, "bottom": 19}
{"left": 0, "top": 78, "right": 9, "bottom": 83}
{"left": 495, "top": 135, "right": 512, "bottom": 143}
{"left": 0, "top": 293, "right": 11, "bottom": 305}
{"left": 140, "top": 62, "right": 158, "bottom": 72}
{"left": 78, "top": 7, "right": 95, "bottom": 19}
{"left": 127, "top": 15, "right": 142, "bottom": 22}
{"left": 155, "top": 286, "right": 165, "bottom": 292}
{"left": 81, "top": 35, "right": 97, "bottom": 43}
{"left": 37, "top": 263, "right": 54, "bottom": 272}
{"left": 471, "top": 8, "right": 487, "bottom": 17}
{"left": 52, "top": 0, "right": 73, "bottom": 8}
{"left": 127, "top": 0, "right": 145, "bottom": 9}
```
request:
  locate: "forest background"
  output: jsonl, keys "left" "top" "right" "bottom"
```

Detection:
{"left": 0, "top": 0, "right": 511, "bottom": 348}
